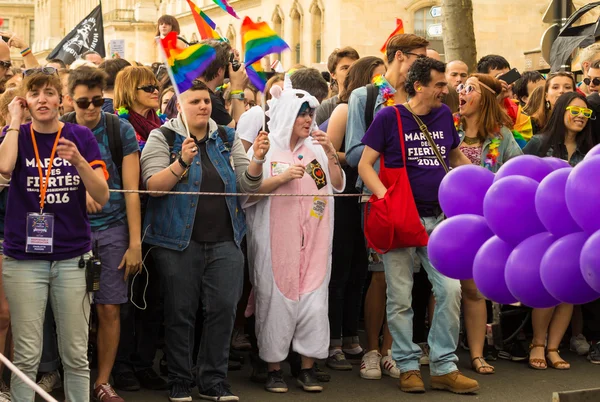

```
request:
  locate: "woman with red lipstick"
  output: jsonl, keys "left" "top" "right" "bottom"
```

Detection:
{"left": 455, "top": 73, "right": 522, "bottom": 375}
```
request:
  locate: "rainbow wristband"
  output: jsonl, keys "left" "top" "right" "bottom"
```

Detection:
{"left": 21, "top": 47, "right": 31, "bottom": 57}
{"left": 230, "top": 90, "right": 243, "bottom": 95}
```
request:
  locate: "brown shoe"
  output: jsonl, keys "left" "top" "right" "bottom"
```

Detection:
{"left": 399, "top": 370, "right": 425, "bottom": 393}
{"left": 431, "top": 370, "right": 479, "bottom": 394}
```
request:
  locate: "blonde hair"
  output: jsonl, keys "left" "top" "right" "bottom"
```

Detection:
{"left": 114, "top": 66, "right": 159, "bottom": 110}
{"left": 0, "top": 87, "right": 24, "bottom": 126}
{"left": 578, "top": 43, "right": 600, "bottom": 70}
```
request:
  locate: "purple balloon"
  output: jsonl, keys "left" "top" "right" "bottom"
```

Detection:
{"left": 473, "top": 236, "right": 518, "bottom": 304}
{"left": 544, "top": 157, "right": 571, "bottom": 170}
{"left": 494, "top": 155, "right": 555, "bottom": 183}
{"left": 484, "top": 176, "right": 546, "bottom": 246}
{"left": 535, "top": 168, "right": 581, "bottom": 237}
{"left": 580, "top": 230, "right": 600, "bottom": 293}
{"left": 428, "top": 214, "right": 494, "bottom": 280}
{"left": 541, "top": 232, "right": 600, "bottom": 304}
{"left": 584, "top": 144, "right": 600, "bottom": 160}
{"left": 439, "top": 165, "right": 495, "bottom": 217}
{"left": 505, "top": 232, "right": 560, "bottom": 308}
{"left": 565, "top": 156, "right": 600, "bottom": 234}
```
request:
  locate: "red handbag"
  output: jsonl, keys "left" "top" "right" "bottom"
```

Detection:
{"left": 364, "top": 106, "right": 429, "bottom": 254}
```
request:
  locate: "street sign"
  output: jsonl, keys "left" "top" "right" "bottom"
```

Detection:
{"left": 430, "top": 6, "right": 442, "bottom": 18}
{"left": 540, "top": 23, "right": 559, "bottom": 64}
{"left": 542, "top": 0, "right": 574, "bottom": 24}
{"left": 428, "top": 24, "right": 443, "bottom": 37}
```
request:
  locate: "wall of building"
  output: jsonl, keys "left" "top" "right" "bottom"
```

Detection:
{"left": 0, "top": 0, "right": 34, "bottom": 64}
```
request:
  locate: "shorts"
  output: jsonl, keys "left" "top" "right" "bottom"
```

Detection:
{"left": 91, "top": 225, "right": 129, "bottom": 305}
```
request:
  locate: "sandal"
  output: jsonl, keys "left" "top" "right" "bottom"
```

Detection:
{"left": 546, "top": 348, "right": 570, "bottom": 370}
{"left": 528, "top": 344, "right": 547, "bottom": 370}
{"left": 471, "top": 356, "right": 495, "bottom": 375}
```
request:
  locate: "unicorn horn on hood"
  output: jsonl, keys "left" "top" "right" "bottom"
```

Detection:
{"left": 283, "top": 73, "right": 293, "bottom": 90}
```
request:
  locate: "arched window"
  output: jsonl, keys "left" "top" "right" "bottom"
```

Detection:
{"left": 414, "top": 6, "right": 444, "bottom": 60}
{"left": 272, "top": 6, "right": 284, "bottom": 61}
{"left": 310, "top": 1, "right": 323, "bottom": 63}
{"left": 290, "top": 3, "right": 302, "bottom": 64}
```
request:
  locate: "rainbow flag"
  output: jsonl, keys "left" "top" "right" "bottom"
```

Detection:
{"left": 159, "top": 31, "right": 217, "bottom": 93}
{"left": 247, "top": 61, "right": 267, "bottom": 92}
{"left": 187, "top": 0, "right": 221, "bottom": 40}
{"left": 241, "top": 16, "right": 289, "bottom": 66}
{"left": 380, "top": 19, "right": 404, "bottom": 54}
{"left": 212, "top": 0, "right": 239, "bottom": 19}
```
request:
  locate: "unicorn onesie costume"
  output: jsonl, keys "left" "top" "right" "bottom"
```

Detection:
{"left": 244, "top": 79, "right": 345, "bottom": 363}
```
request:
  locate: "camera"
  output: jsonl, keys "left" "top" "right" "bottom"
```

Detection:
{"left": 224, "top": 52, "right": 241, "bottom": 79}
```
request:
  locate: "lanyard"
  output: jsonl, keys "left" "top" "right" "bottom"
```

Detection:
{"left": 30, "top": 124, "right": 62, "bottom": 213}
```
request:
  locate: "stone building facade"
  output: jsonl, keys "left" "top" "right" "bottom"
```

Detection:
{"left": 18, "top": 0, "right": 600, "bottom": 72}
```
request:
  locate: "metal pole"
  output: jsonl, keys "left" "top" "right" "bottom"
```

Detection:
{"left": 554, "top": 0, "right": 571, "bottom": 71}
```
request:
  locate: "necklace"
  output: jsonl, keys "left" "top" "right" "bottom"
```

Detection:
{"left": 463, "top": 136, "right": 481, "bottom": 145}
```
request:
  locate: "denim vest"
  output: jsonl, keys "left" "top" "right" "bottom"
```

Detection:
{"left": 457, "top": 126, "right": 523, "bottom": 173}
{"left": 143, "top": 126, "right": 246, "bottom": 251}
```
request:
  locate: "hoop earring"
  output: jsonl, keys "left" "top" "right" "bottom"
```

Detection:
{"left": 545, "top": 100, "right": 551, "bottom": 110}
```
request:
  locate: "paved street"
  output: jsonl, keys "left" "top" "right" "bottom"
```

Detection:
{"left": 41, "top": 347, "right": 600, "bottom": 402}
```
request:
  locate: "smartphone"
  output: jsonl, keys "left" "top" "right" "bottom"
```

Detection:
{"left": 1, "top": 36, "right": 10, "bottom": 43}
{"left": 497, "top": 68, "right": 521, "bottom": 85}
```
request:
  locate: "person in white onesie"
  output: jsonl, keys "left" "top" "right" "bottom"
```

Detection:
{"left": 244, "top": 77, "right": 345, "bottom": 393}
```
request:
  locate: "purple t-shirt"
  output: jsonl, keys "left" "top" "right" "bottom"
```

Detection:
{"left": 362, "top": 104, "right": 460, "bottom": 216}
{"left": 3, "top": 122, "right": 103, "bottom": 260}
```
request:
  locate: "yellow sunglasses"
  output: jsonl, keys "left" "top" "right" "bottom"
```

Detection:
{"left": 566, "top": 106, "right": 593, "bottom": 119}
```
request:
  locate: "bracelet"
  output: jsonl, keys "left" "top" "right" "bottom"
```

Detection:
{"left": 230, "top": 90, "right": 243, "bottom": 95}
{"left": 245, "top": 170, "right": 262, "bottom": 182}
{"left": 177, "top": 155, "right": 190, "bottom": 169}
{"left": 21, "top": 47, "right": 31, "bottom": 57}
{"left": 6, "top": 128, "right": 19, "bottom": 134}
{"left": 252, "top": 155, "right": 266, "bottom": 165}
{"left": 169, "top": 166, "right": 181, "bottom": 179}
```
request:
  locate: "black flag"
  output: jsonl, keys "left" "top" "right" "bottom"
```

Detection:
{"left": 48, "top": 4, "right": 105, "bottom": 65}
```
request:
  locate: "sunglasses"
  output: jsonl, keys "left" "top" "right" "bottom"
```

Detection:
{"left": 75, "top": 97, "right": 105, "bottom": 109}
{"left": 456, "top": 84, "right": 480, "bottom": 94}
{"left": 137, "top": 85, "right": 159, "bottom": 93}
{"left": 0, "top": 60, "right": 11, "bottom": 69}
{"left": 584, "top": 77, "right": 600, "bottom": 87}
{"left": 566, "top": 106, "right": 593, "bottom": 119}
{"left": 23, "top": 66, "right": 58, "bottom": 76}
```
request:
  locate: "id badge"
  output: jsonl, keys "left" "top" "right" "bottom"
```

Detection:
{"left": 26, "top": 213, "right": 55, "bottom": 254}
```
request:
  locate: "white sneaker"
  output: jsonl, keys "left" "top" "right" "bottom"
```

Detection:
{"left": 360, "top": 350, "right": 382, "bottom": 380}
{"left": 380, "top": 350, "right": 400, "bottom": 379}
{"left": 570, "top": 334, "right": 590, "bottom": 356}
{"left": 37, "top": 370, "right": 62, "bottom": 393}
{"left": 418, "top": 343, "right": 430, "bottom": 365}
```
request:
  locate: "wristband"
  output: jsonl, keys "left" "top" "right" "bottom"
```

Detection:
{"left": 230, "top": 90, "right": 243, "bottom": 95}
{"left": 178, "top": 155, "right": 190, "bottom": 169}
{"left": 252, "top": 155, "right": 266, "bottom": 164}
{"left": 169, "top": 166, "right": 181, "bottom": 179}
{"left": 6, "top": 128, "right": 19, "bottom": 134}
{"left": 21, "top": 47, "right": 31, "bottom": 57}
{"left": 231, "top": 92, "right": 245, "bottom": 101}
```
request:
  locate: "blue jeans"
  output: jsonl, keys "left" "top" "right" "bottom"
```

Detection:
{"left": 2, "top": 254, "right": 92, "bottom": 402}
{"left": 382, "top": 215, "right": 461, "bottom": 376}
{"left": 153, "top": 240, "right": 243, "bottom": 391}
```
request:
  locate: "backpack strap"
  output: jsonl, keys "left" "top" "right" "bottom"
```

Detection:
{"left": 217, "top": 125, "right": 232, "bottom": 150}
{"left": 159, "top": 126, "right": 177, "bottom": 148}
{"left": 59, "top": 111, "right": 78, "bottom": 124}
{"left": 364, "top": 84, "right": 378, "bottom": 130}
{"left": 106, "top": 113, "right": 123, "bottom": 174}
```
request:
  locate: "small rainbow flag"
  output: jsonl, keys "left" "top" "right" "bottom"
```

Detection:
{"left": 380, "top": 18, "right": 404, "bottom": 54}
{"left": 187, "top": 0, "right": 222, "bottom": 40}
{"left": 212, "top": 0, "right": 239, "bottom": 19}
{"left": 241, "top": 16, "right": 289, "bottom": 66}
{"left": 247, "top": 61, "right": 267, "bottom": 92}
{"left": 160, "top": 31, "right": 217, "bottom": 93}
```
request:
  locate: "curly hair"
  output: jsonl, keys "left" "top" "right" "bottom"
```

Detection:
{"left": 405, "top": 57, "right": 446, "bottom": 97}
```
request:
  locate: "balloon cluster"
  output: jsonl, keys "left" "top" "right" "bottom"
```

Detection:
{"left": 428, "top": 144, "right": 600, "bottom": 308}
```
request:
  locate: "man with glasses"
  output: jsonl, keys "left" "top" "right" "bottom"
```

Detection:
{"left": 62, "top": 66, "right": 143, "bottom": 402}
{"left": 584, "top": 59, "right": 600, "bottom": 94}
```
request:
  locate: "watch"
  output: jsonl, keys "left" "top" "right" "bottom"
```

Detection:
{"left": 231, "top": 92, "right": 245, "bottom": 101}
{"left": 252, "top": 156, "right": 266, "bottom": 164}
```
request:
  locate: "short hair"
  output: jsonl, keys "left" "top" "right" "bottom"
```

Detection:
{"left": 81, "top": 50, "right": 101, "bottom": 60}
{"left": 327, "top": 47, "right": 360, "bottom": 74}
{"left": 156, "top": 15, "right": 181, "bottom": 36}
{"left": 385, "top": 34, "right": 429, "bottom": 65}
{"left": 591, "top": 59, "right": 600, "bottom": 70}
{"left": 69, "top": 59, "right": 97, "bottom": 70}
{"left": 199, "top": 39, "right": 231, "bottom": 82}
{"left": 513, "top": 71, "right": 545, "bottom": 101}
{"left": 188, "top": 80, "right": 210, "bottom": 93}
{"left": 22, "top": 70, "right": 63, "bottom": 96}
{"left": 405, "top": 57, "right": 446, "bottom": 97}
{"left": 98, "top": 58, "right": 131, "bottom": 90}
{"left": 289, "top": 68, "right": 329, "bottom": 103}
{"left": 67, "top": 66, "right": 108, "bottom": 96}
{"left": 579, "top": 43, "right": 600, "bottom": 68}
{"left": 477, "top": 55, "right": 510, "bottom": 74}
{"left": 339, "top": 56, "right": 385, "bottom": 103}
{"left": 46, "top": 58, "right": 67, "bottom": 69}
{"left": 113, "top": 66, "right": 158, "bottom": 110}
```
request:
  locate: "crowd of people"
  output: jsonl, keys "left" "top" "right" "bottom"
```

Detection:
{"left": 0, "top": 13, "right": 599, "bottom": 402}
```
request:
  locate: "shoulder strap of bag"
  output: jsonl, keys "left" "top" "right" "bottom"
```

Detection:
{"left": 159, "top": 126, "right": 177, "bottom": 148}
{"left": 217, "top": 125, "right": 231, "bottom": 149}
{"left": 393, "top": 106, "right": 406, "bottom": 168}
{"left": 403, "top": 103, "right": 449, "bottom": 173}
{"left": 106, "top": 113, "right": 123, "bottom": 172}
{"left": 364, "top": 84, "right": 378, "bottom": 130}
{"left": 59, "top": 111, "right": 77, "bottom": 124}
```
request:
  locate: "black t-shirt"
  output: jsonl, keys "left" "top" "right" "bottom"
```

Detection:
{"left": 210, "top": 91, "right": 233, "bottom": 126}
{"left": 191, "top": 136, "right": 234, "bottom": 243}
